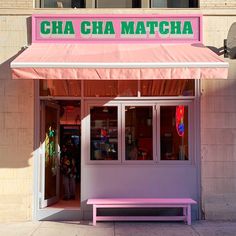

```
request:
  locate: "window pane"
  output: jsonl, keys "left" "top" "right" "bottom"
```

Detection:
{"left": 96, "top": 0, "right": 140, "bottom": 8}
{"left": 84, "top": 81, "right": 118, "bottom": 97}
{"left": 72, "top": 0, "right": 85, "bottom": 7}
{"left": 90, "top": 107, "right": 118, "bottom": 160}
{"left": 152, "top": 0, "right": 198, "bottom": 8}
{"left": 160, "top": 106, "right": 189, "bottom": 160}
{"left": 152, "top": 0, "right": 167, "bottom": 7}
{"left": 40, "top": 80, "right": 81, "bottom": 97}
{"left": 42, "top": 0, "right": 85, "bottom": 8}
{"left": 84, "top": 80, "right": 138, "bottom": 97}
{"left": 141, "top": 80, "right": 194, "bottom": 96}
{"left": 118, "top": 81, "right": 138, "bottom": 97}
{"left": 44, "top": 106, "right": 58, "bottom": 199}
{"left": 125, "top": 106, "right": 153, "bottom": 160}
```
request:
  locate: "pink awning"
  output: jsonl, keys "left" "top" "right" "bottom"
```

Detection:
{"left": 11, "top": 43, "right": 228, "bottom": 80}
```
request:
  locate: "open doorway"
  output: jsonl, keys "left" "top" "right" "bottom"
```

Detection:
{"left": 40, "top": 100, "right": 81, "bottom": 209}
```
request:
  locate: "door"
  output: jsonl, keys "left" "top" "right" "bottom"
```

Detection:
{"left": 40, "top": 101, "right": 60, "bottom": 208}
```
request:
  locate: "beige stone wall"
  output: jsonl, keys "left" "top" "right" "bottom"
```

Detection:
{"left": 0, "top": 1, "right": 33, "bottom": 8}
{"left": 0, "top": 15, "right": 34, "bottom": 221}
{"left": 201, "top": 15, "right": 236, "bottom": 219}
{"left": 200, "top": 0, "right": 236, "bottom": 8}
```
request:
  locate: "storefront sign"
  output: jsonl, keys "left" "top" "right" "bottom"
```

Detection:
{"left": 32, "top": 14, "right": 202, "bottom": 43}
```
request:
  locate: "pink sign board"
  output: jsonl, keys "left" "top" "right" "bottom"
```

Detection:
{"left": 32, "top": 14, "right": 202, "bottom": 44}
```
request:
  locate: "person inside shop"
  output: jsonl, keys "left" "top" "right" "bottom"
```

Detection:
{"left": 60, "top": 144, "right": 77, "bottom": 200}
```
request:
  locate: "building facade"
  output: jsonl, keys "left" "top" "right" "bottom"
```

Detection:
{"left": 0, "top": 0, "right": 236, "bottom": 222}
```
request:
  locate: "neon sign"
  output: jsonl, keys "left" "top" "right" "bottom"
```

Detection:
{"left": 176, "top": 106, "right": 185, "bottom": 137}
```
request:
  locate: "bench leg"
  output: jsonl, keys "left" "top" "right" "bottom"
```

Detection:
{"left": 187, "top": 205, "right": 191, "bottom": 225}
{"left": 93, "top": 205, "right": 97, "bottom": 226}
{"left": 183, "top": 207, "right": 187, "bottom": 224}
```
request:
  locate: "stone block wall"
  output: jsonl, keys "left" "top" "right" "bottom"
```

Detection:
{"left": 0, "top": 1, "right": 33, "bottom": 8}
{"left": 201, "top": 15, "right": 236, "bottom": 219}
{"left": 200, "top": 0, "right": 236, "bottom": 8}
{"left": 0, "top": 15, "right": 34, "bottom": 221}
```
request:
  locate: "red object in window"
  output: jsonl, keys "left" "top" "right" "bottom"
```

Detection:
{"left": 65, "top": 105, "right": 74, "bottom": 112}
{"left": 176, "top": 106, "right": 185, "bottom": 137}
{"left": 101, "top": 129, "right": 107, "bottom": 137}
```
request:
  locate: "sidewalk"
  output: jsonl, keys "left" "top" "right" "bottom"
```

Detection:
{"left": 0, "top": 220, "right": 236, "bottom": 236}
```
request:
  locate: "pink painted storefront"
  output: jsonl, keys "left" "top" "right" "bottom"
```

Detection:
{"left": 11, "top": 14, "right": 228, "bottom": 221}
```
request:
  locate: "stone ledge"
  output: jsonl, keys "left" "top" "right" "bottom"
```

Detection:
{"left": 0, "top": 8, "right": 236, "bottom": 16}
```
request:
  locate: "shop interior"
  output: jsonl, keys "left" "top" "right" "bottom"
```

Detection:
{"left": 59, "top": 100, "right": 81, "bottom": 207}
{"left": 42, "top": 100, "right": 81, "bottom": 209}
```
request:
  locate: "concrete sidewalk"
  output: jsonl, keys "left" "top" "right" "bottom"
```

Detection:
{"left": 0, "top": 220, "right": 236, "bottom": 236}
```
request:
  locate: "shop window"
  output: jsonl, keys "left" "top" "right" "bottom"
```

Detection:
{"left": 86, "top": 102, "right": 192, "bottom": 164}
{"left": 96, "top": 0, "right": 141, "bottom": 8}
{"left": 141, "top": 80, "right": 194, "bottom": 97}
{"left": 118, "top": 81, "right": 138, "bottom": 97}
{"left": 125, "top": 106, "right": 153, "bottom": 161}
{"left": 84, "top": 80, "right": 138, "bottom": 97}
{"left": 40, "top": 0, "right": 85, "bottom": 8}
{"left": 151, "top": 0, "right": 198, "bottom": 8}
{"left": 40, "top": 80, "right": 194, "bottom": 98}
{"left": 84, "top": 81, "right": 118, "bottom": 97}
{"left": 160, "top": 106, "right": 189, "bottom": 161}
{"left": 40, "top": 80, "right": 81, "bottom": 97}
{"left": 90, "top": 107, "right": 118, "bottom": 161}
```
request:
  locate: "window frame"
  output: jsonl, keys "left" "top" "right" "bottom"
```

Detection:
{"left": 156, "top": 100, "right": 194, "bottom": 165}
{"left": 85, "top": 101, "right": 122, "bottom": 164}
{"left": 85, "top": 99, "right": 194, "bottom": 165}
{"left": 36, "top": 0, "right": 199, "bottom": 8}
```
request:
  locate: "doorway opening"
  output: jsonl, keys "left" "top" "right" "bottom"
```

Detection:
{"left": 40, "top": 100, "right": 81, "bottom": 209}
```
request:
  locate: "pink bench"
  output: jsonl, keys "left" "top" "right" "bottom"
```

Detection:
{"left": 87, "top": 198, "right": 197, "bottom": 226}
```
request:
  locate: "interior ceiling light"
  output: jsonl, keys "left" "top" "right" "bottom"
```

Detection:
{"left": 103, "top": 107, "right": 109, "bottom": 112}
{"left": 65, "top": 105, "right": 74, "bottom": 112}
